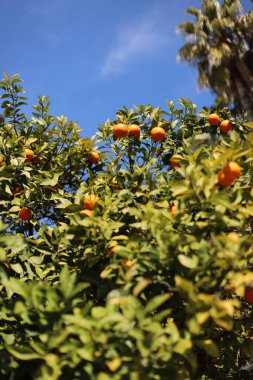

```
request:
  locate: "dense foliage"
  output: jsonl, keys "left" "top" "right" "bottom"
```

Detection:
{"left": 1, "top": 74, "right": 253, "bottom": 379}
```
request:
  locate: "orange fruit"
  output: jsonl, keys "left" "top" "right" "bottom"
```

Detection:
{"left": 220, "top": 120, "right": 232, "bottom": 133}
{"left": 113, "top": 123, "right": 128, "bottom": 138}
{"left": 217, "top": 170, "right": 234, "bottom": 187}
{"left": 83, "top": 194, "right": 99, "bottom": 210}
{"left": 223, "top": 161, "right": 241, "bottom": 181}
{"left": 87, "top": 151, "right": 100, "bottom": 164}
{"left": 170, "top": 154, "right": 183, "bottom": 168}
{"left": 0, "top": 155, "right": 4, "bottom": 166}
{"left": 18, "top": 207, "right": 32, "bottom": 221}
{"left": 128, "top": 124, "right": 140, "bottom": 137}
{"left": 244, "top": 284, "right": 253, "bottom": 303}
{"left": 151, "top": 127, "right": 166, "bottom": 141}
{"left": 208, "top": 113, "right": 220, "bottom": 126}
{"left": 124, "top": 259, "right": 133, "bottom": 268}
{"left": 13, "top": 187, "right": 22, "bottom": 197}
{"left": 80, "top": 209, "right": 93, "bottom": 217}
{"left": 170, "top": 204, "right": 184, "bottom": 217}
{"left": 170, "top": 204, "right": 178, "bottom": 217}
{"left": 108, "top": 244, "right": 120, "bottom": 256}
{"left": 25, "top": 148, "right": 34, "bottom": 162}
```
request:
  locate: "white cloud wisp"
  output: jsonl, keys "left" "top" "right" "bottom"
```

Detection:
{"left": 100, "top": 15, "right": 169, "bottom": 78}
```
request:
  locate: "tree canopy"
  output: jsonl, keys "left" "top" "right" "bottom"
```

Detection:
{"left": 1, "top": 74, "right": 253, "bottom": 379}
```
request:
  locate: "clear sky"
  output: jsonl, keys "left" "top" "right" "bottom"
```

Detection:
{"left": 0, "top": 0, "right": 252, "bottom": 138}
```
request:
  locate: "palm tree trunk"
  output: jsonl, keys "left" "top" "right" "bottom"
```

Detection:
{"left": 232, "top": 67, "right": 253, "bottom": 121}
{"left": 235, "top": 60, "right": 253, "bottom": 88}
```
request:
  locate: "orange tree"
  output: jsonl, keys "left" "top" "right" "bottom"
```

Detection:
{"left": 1, "top": 73, "right": 253, "bottom": 379}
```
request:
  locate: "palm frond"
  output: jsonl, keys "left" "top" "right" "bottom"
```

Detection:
{"left": 177, "top": 21, "right": 196, "bottom": 35}
{"left": 177, "top": 43, "right": 198, "bottom": 63}
{"left": 202, "top": 0, "right": 221, "bottom": 20}
{"left": 222, "top": 0, "right": 242, "bottom": 18}
{"left": 186, "top": 7, "right": 201, "bottom": 17}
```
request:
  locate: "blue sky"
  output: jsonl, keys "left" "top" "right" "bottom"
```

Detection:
{"left": 0, "top": 0, "right": 252, "bottom": 138}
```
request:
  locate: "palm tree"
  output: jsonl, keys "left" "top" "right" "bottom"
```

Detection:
{"left": 177, "top": 0, "right": 253, "bottom": 120}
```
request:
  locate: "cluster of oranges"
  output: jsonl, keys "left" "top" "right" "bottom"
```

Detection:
{"left": 208, "top": 113, "right": 233, "bottom": 132}
{"left": 112, "top": 114, "right": 233, "bottom": 143}
{"left": 113, "top": 123, "right": 141, "bottom": 138}
{"left": 217, "top": 161, "right": 241, "bottom": 187}
{"left": 112, "top": 123, "right": 184, "bottom": 167}
{"left": 2, "top": 115, "right": 243, "bottom": 225}
{"left": 8, "top": 148, "right": 100, "bottom": 221}
{"left": 113, "top": 123, "right": 169, "bottom": 142}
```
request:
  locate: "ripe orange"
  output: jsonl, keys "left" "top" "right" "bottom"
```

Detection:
{"left": 18, "top": 207, "right": 32, "bottom": 221}
{"left": 170, "top": 154, "right": 183, "bottom": 168}
{"left": 80, "top": 209, "right": 93, "bottom": 217}
{"left": 108, "top": 244, "right": 120, "bottom": 256}
{"left": 83, "top": 194, "right": 99, "bottom": 210}
{"left": 87, "top": 151, "right": 100, "bottom": 164}
{"left": 220, "top": 120, "right": 232, "bottom": 133}
{"left": 25, "top": 148, "right": 34, "bottom": 162}
{"left": 244, "top": 284, "right": 253, "bottom": 303}
{"left": 217, "top": 170, "right": 234, "bottom": 187}
{"left": 124, "top": 259, "right": 133, "bottom": 268}
{"left": 170, "top": 204, "right": 178, "bottom": 217}
{"left": 208, "top": 113, "right": 220, "bottom": 126}
{"left": 0, "top": 155, "right": 4, "bottom": 166}
{"left": 223, "top": 161, "right": 241, "bottom": 181}
{"left": 151, "top": 127, "right": 166, "bottom": 141}
{"left": 170, "top": 204, "right": 184, "bottom": 217}
{"left": 128, "top": 124, "right": 140, "bottom": 137}
{"left": 113, "top": 123, "right": 128, "bottom": 138}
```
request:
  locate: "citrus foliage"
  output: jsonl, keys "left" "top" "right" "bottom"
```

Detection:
{"left": 1, "top": 74, "right": 253, "bottom": 379}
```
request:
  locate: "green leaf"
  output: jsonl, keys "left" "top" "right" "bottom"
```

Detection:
{"left": 106, "top": 358, "right": 122, "bottom": 372}
{"left": 25, "top": 137, "right": 38, "bottom": 146}
{"left": 196, "top": 339, "right": 219, "bottom": 358}
{"left": 10, "top": 263, "right": 23, "bottom": 275}
{"left": 1, "top": 333, "right": 15, "bottom": 345}
{"left": 174, "top": 338, "right": 192, "bottom": 355}
{"left": 7, "top": 346, "right": 41, "bottom": 360}
{"left": 178, "top": 254, "right": 198, "bottom": 269}
{"left": 244, "top": 122, "right": 253, "bottom": 129}
{"left": 29, "top": 256, "right": 43, "bottom": 265}
{"left": 145, "top": 294, "right": 171, "bottom": 314}
{"left": 40, "top": 174, "right": 60, "bottom": 186}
